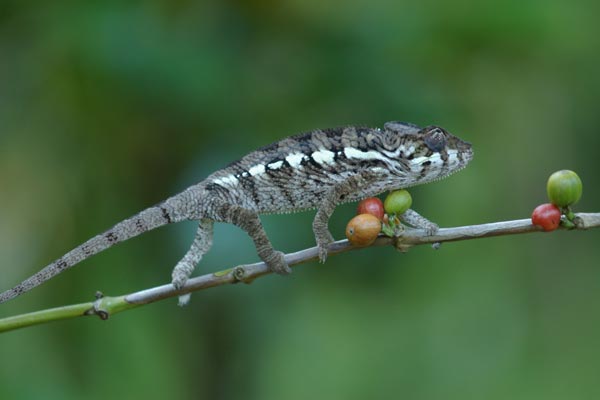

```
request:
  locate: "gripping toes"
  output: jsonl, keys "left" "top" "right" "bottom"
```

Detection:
{"left": 423, "top": 221, "right": 439, "bottom": 236}
{"left": 317, "top": 241, "right": 330, "bottom": 263}
{"left": 316, "top": 230, "right": 334, "bottom": 263}
{"left": 264, "top": 250, "right": 291, "bottom": 275}
{"left": 312, "top": 176, "right": 367, "bottom": 265}
{"left": 172, "top": 261, "right": 195, "bottom": 289}
{"left": 170, "top": 219, "right": 214, "bottom": 305}
{"left": 401, "top": 209, "right": 439, "bottom": 236}
{"left": 313, "top": 210, "right": 335, "bottom": 264}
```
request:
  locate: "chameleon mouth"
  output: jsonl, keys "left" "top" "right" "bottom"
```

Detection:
{"left": 464, "top": 148, "right": 474, "bottom": 165}
{"left": 429, "top": 148, "right": 474, "bottom": 184}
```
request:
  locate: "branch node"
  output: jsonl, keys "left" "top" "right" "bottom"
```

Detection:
{"left": 84, "top": 291, "right": 110, "bottom": 320}
{"left": 233, "top": 266, "right": 246, "bottom": 282}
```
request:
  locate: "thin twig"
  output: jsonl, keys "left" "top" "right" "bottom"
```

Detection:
{"left": 1, "top": 212, "right": 598, "bottom": 333}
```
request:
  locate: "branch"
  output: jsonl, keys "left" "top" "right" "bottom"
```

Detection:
{"left": 1, "top": 212, "right": 599, "bottom": 333}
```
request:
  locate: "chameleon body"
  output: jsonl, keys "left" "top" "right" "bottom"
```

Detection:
{"left": 0, "top": 121, "right": 473, "bottom": 304}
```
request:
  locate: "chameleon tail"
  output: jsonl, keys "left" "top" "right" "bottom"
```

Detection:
{"left": 0, "top": 194, "right": 193, "bottom": 304}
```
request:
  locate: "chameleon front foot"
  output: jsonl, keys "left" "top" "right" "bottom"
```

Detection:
{"left": 401, "top": 209, "right": 439, "bottom": 235}
{"left": 316, "top": 231, "right": 334, "bottom": 263}
{"left": 317, "top": 243, "right": 330, "bottom": 263}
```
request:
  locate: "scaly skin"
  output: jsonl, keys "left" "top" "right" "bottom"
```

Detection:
{"left": 0, "top": 121, "right": 473, "bottom": 305}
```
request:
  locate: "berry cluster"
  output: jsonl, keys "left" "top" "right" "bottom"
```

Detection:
{"left": 345, "top": 190, "right": 413, "bottom": 246}
{"left": 531, "top": 170, "right": 583, "bottom": 232}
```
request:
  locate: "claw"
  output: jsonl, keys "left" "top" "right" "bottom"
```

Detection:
{"left": 318, "top": 246, "right": 328, "bottom": 263}
{"left": 171, "top": 262, "right": 193, "bottom": 290}
{"left": 317, "top": 237, "right": 333, "bottom": 264}
{"left": 266, "top": 250, "right": 291, "bottom": 275}
{"left": 424, "top": 222, "right": 439, "bottom": 236}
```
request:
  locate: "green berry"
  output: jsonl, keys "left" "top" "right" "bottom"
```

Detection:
{"left": 547, "top": 170, "right": 583, "bottom": 207}
{"left": 384, "top": 190, "right": 412, "bottom": 215}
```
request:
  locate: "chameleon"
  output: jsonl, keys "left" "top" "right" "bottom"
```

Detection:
{"left": 0, "top": 121, "right": 473, "bottom": 305}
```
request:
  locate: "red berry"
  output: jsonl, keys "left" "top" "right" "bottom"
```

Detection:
{"left": 357, "top": 197, "right": 385, "bottom": 220}
{"left": 531, "top": 203, "right": 561, "bottom": 232}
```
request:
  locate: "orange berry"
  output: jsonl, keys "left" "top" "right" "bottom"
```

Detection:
{"left": 345, "top": 214, "right": 381, "bottom": 246}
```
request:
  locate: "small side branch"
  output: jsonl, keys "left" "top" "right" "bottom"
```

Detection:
{"left": 1, "top": 212, "right": 598, "bottom": 333}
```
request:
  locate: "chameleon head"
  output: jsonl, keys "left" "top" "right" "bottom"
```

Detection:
{"left": 378, "top": 121, "right": 473, "bottom": 186}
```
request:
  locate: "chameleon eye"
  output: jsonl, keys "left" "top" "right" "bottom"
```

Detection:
{"left": 423, "top": 126, "right": 447, "bottom": 152}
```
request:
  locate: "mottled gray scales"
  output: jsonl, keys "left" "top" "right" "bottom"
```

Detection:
{"left": 0, "top": 121, "right": 473, "bottom": 305}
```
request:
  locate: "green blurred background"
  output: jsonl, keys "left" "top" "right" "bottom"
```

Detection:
{"left": 1, "top": 1, "right": 599, "bottom": 399}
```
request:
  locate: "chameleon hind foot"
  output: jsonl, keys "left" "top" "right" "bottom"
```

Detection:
{"left": 263, "top": 249, "right": 291, "bottom": 275}
{"left": 170, "top": 219, "right": 214, "bottom": 306}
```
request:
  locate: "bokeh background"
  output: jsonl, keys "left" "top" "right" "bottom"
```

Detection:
{"left": 1, "top": 1, "right": 599, "bottom": 399}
